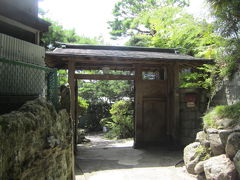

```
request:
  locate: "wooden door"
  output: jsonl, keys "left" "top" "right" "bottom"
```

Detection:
{"left": 141, "top": 68, "right": 168, "bottom": 145}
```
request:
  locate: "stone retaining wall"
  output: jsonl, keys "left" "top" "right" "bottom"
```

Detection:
{"left": 0, "top": 98, "right": 73, "bottom": 180}
{"left": 211, "top": 68, "right": 240, "bottom": 106}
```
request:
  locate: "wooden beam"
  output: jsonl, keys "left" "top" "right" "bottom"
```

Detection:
{"left": 74, "top": 74, "right": 135, "bottom": 80}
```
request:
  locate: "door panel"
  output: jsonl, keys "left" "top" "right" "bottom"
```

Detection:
{"left": 143, "top": 100, "right": 166, "bottom": 143}
{"left": 140, "top": 70, "right": 168, "bottom": 145}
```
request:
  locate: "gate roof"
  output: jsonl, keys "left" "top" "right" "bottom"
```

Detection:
{"left": 45, "top": 43, "right": 214, "bottom": 70}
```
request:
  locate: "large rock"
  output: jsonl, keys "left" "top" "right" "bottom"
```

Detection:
{"left": 194, "top": 160, "right": 206, "bottom": 174}
{"left": 60, "top": 85, "right": 70, "bottom": 113}
{"left": 219, "top": 129, "right": 234, "bottom": 148}
{"left": 197, "top": 173, "right": 206, "bottom": 180}
{"left": 196, "top": 131, "right": 207, "bottom": 142}
{"left": 204, "top": 154, "right": 237, "bottom": 180}
{"left": 206, "top": 128, "right": 218, "bottom": 134}
{"left": 0, "top": 98, "right": 73, "bottom": 180}
{"left": 225, "top": 132, "right": 240, "bottom": 159}
{"left": 196, "top": 131, "right": 210, "bottom": 147}
{"left": 208, "top": 133, "right": 225, "bottom": 155}
{"left": 184, "top": 142, "right": 201, "bottom": 174}
{"left": 233, "top": 150, "right": 240, "bottom": 177}
{"left": 216, "top": 118, "right": 235, "bottom": 129}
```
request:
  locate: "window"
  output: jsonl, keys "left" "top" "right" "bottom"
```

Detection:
{"left": 142, "top": 68, "right": 166, "bottom": 80}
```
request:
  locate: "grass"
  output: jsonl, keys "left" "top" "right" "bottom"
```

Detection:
{"left": 203, "top": 103, "right": 240, "bottom": 129}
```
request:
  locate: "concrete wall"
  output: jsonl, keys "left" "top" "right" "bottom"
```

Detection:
{"left": 179, "top": 88, "right": 208, "bottom": 146}
{"left": 1, "top": 0, "right": 38, "bottom": 17}
{"left": 0, "top": 98, "right": 73, "bottom": 180}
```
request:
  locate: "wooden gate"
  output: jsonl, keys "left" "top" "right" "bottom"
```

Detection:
{"left": 135, "top": 67, "right": 169, "bottom": 146}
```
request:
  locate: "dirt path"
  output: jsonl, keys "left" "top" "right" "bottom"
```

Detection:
{"left": 75, "top": 133, "right": 196, "bottom": 180}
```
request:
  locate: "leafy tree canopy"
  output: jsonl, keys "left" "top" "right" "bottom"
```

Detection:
{"left": 128, "top": 6, "right": 221, "bottom": 57}
{"left": 205, "top": 0, "right": 240, "bottom": 77}
{"left": 78, "top": 79, "right": 133, "bottom": 103}
{"left": 108, "top": 0, "right": 189, "bottom": 38}
{"left": 207, "top": 0, "right": 240, "bottom": 39}
{"left": 41, "top": 18, "right": 103, "bottom": 50}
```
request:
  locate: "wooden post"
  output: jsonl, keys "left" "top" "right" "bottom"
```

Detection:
{"left": 68, "top": 61, "right": 76, "bottom": 180}
{"left": 68, "top": 62, "right": 76, "bottom": 124}
{"left": 74, "top": 80, "right": 78, "bottom": 150}
{"left": 134, "top": 65, "right": 143, "bottom": 148}
{"left": 166, "top": 65, "right": 171, "bottom": 137}
{"left": 173, "top": 63, "right": 180, "bottom": 143}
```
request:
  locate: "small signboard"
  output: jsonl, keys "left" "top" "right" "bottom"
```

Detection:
{"left": 187, "top": 102, "right": 195, "bottom": 108}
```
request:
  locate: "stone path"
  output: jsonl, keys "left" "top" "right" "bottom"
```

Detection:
{"left": 75, "top": 133, "right": 196, "bottom": 180}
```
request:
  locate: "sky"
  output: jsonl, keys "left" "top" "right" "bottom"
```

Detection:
{"left": 39, "top": 0, "right": 210, "bottom": 45}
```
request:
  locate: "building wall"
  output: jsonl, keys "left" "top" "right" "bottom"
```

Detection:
{"left": 1, "top": 0, "right": 38, "bottom": 17}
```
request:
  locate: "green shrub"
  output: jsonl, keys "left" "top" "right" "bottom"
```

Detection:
{"left": 79, "top": 102, "right": 111, "bottom": 131}
{"left": 101, "top": 100, "right": 134, "bottom": 139}
{"left": 78, "top": 96, "right": 89, "bottom": 116}
{"left": 203, "top": 103, "right": 240, "bottom": 129}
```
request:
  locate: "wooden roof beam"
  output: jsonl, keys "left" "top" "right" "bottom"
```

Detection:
{"left": 74, "top": 74, "right": 135, "bottom": 80}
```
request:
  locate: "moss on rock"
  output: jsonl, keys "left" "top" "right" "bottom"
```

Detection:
{"left": 0, "top": 98, "right": 73, "bottom": 180}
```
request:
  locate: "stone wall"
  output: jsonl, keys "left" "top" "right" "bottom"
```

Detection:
{"left": 179, "top": 88, "right": 208, "bottom": 146}
{"left": 211, "top": 68, "right": 240, "bottom": 106}
{"left": 0, "top": 98, "right": 73, "bottom": 180}
{"left": 183, "top": 129, "right": 240, "bottom": 179}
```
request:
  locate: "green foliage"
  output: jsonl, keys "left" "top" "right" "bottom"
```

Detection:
{"left": 58, "top": 70, "right": 68, "bottom": 85}
{"left": 216, "top": 41, "right": 240, "bottom": 78}
{"left": 195, "top": 145, "right": 212, "bottom": 161}
{"left": 180, "top": 64, "right": 215, "bottom": 90}
{"left": 41, "top": 18, "right": 103, "bottom": 50}
{"left": 203, "top": 103, "right": 240, "bottom": 129}
{"left": 79, "top": 103, "right": 111, "bottom": 131}
{"left": 101, "top": 100, "right": 134, "bottom": 139}
{"left": 79, "top": 78, "right": 133, "bottom": 103}
{"left": 207, "top": 0, "right": 240, "bottom": 39}
{"left": 109, "top": 0, "right": 189, "bottom": 38}
{"left": 78, "top": 97, "right": 89, "bottom": 116}
{"left": 129, "top": 6, "right": 220, "bottom": 56}
{"left": 206, "top": 0, "right": 240, "bottom": 77}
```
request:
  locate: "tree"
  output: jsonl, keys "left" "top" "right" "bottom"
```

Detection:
{"left": 108, "top": 0, "right": 189, "bottom": 39}
{"left": 100, "top": 100, "right": 134, "bottom": 139}
{"left": 207, "top": 0, "right": 240, "bottom": 39}
{"left": 41, "top": 18, "right": 103, "bottom": 50}
{"left": 206, "top": 0, "right": 240, "bottom": 77}
{"left": 78, "top": 79, "right": 133, "bottom": 103}
{"left": 78, "top": 71, "right": 134, "bottom": 131}
{"left": 127, "top": 6, "right": 220, "bottom": 57}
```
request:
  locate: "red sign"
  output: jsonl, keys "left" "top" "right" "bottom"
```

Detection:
{"left": 185, "top": 93, "right": 197, "bottom": 102}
